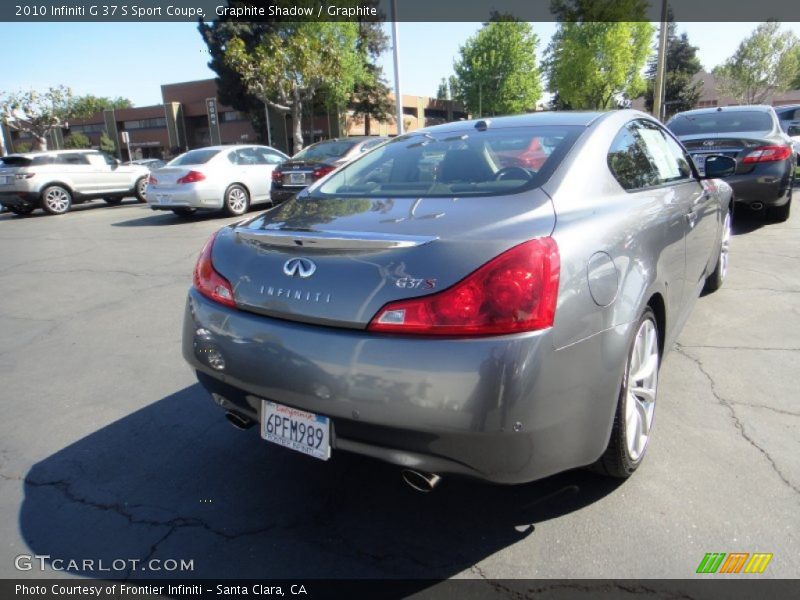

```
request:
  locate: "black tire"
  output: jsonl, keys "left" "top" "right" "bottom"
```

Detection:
{"left": 768, "top": 193, "right": 791, "bottom": 223}
{"left": 104, "top": 197, "right": 123, "bottom": 206}
{"left": 593, "top": 307, "right": 660, "bottom": 479}
{"left": 134, "top": 176, "right": 148, "bottom": 203}
{"left": 171, "top": 208, "right": 197, "bottom": 218}
{"left": 10, "top": 205, "right": 34, "bottom": 216}
{"left": 223, "top": 184, "right": 250, "bottom": 217}
{"left": 703, "top": 209, "right": 731, "bottom": 294}
{"left": 40, "top": 185, "right": 72, "bottom": 215}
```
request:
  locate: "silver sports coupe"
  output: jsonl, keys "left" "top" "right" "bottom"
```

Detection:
{"left": 182, "top": 111, "right": 735, "bottom": 490}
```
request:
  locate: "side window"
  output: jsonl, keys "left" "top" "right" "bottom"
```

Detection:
{"left": 237, "top": 148, "right": 263, "bottom": 165}
{"left": 100, "top": 153, "right": 117, "bottom": 166}
{"left": 258, "top": 149, "right": 284, "bottom": 165}
{"left": 636, "top": 121, "right": 693, "bottom": 182}
{"left": 227, "top": 151, "right": 239, "bottom": 165}
{"left": 56, "top": 153, "right": 90, "bottom": 166}
{"left": 607, "top": 124, "right": 660, "bottom": 191}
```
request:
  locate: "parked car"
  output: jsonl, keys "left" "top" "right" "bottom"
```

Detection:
{"left": 0, "top": 150, "right": 149, "bottom": 215}
{"left": 667, "top": 105, "right": 795, "bottom": 222}
{"left": 182, "top": 111, "right": 735, "bottom": 489}
{"left": 774, "top": 104, "right": 800, "bottom": 164}
{"left": 270, "top": 136, "right": 388, "bottom": 203}
{"left": 146, "top": 145, "right": 289, "bottom": 217}
{"left": 128, "top": 158, "right": 167, "bottom": 171}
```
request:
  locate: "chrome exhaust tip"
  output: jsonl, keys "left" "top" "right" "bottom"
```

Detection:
{"left": 751, "top": 202, "right": 764, "bottom": 211}
{"left": 401, "top": 469, "right": 442, "bottom": 492}
{"left": 225, "top": 411, "right": 255, "bottom": 431}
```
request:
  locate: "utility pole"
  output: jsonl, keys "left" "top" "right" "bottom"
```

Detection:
{"left": 390, "top": 0, "right": 404, "bottom": 136}
{"left": 652, "top": 0, "right": 669, "bottom": 122}
{"left": 264, "top": 102, "right": 272, "bottom": 147}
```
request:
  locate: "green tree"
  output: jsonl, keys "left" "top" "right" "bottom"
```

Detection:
{"left": 199, "top": 3, "right": 387, "bottom": 148}
{"left": 224, "top": 22, "right": 365, "bottom": 152}
{"left": 14, "top": 142, "right": 32, "bottom": 153}
{"left": 0, "top": 85, "right": 74, "bottom": 150}
{"left": 99, "top": 132, "right": 117, "bottom": 155}
{"left": 64, "top": 132, "right": 91, "bottom": 149}
{"left": 713, "top": 21, "right": 800, "bottom": 104}
{"left": 436, "top": 78, "right": 449, "bottom": 100}
{"left": 644, "top": 19, "right": 703, "bottom": 120}
{"left": 546, "top": 0, "right": 653, "bottom": 110}
{"left": 69, "top": 95, "right": 133, "bottom": 119}
{"left": 547, "top": 21, "right": 653, "bottom": 109}
{"left": 453, "top": 16, "right": 542, "bottom": 116}
{"left": 343, "top": 22, "right": 393, "bottom": 136}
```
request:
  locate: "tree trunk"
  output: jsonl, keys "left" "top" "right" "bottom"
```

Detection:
{"left": 364, "top": 114, "right": 371, "bottom": 136}
{"left": 292, "top": 87, "right": 304, "bottom": 153}
{"left": 34, "top": 135, "right": 48, "bottom": 151}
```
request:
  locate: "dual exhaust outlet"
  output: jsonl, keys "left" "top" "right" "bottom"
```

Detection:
{"left": 224, "top": 411, "right": 442, "bottom": 492}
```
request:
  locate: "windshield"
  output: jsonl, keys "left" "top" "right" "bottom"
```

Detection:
{"left": 168, "top": 149, "right": 219, "bottom": 166}
{"left": 668, "top": 111, "right": 773, "bottom": 135}
{"left": 293, "top": 139, "right": 360, "bottom": 161}
{"left": 314, "top": 126, "right": 583, "bottom": 198}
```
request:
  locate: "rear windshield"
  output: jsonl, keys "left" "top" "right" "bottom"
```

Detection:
{"left": 168, "top": 149, "right": 219, "bottom": 166}
{"left": 314, "top": 126, "right": 583, "bottom": 198}
{"left": 668, "top": 111, "right": 773, "bottom": 135}
{"left": 293, "top": 139, "right": 360, "bottom": 161}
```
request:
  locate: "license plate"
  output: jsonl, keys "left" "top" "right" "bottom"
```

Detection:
{"left": 156, "top": 194, "right": 170, "bottom": 204}
{"left": 288, "top": 173, "right": 306, "bottom": 184}
{"left": 261, "top": 400, "right": 330, "bottom": 461}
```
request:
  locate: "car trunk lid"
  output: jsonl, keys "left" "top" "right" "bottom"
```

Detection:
{"left": 210, "top": 192, "right": 557, "bottom": 329}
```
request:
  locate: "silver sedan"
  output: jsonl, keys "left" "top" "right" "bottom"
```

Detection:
{"left": 182, "top": 110, "right": 735, "bottom": 490}
{"left": 146, "top": 145, "right": 288, "bottom": 217}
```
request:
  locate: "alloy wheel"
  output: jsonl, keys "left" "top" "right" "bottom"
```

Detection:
{"left": 625, "top": 317, "right": 659, "bottom": 461}
{"left": 43, "top": 188, "right": 70, "bottom": 214}
{"left": 227, "top": 187, "right": 248, "bottom": 214}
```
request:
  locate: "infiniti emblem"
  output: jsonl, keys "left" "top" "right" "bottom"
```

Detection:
{"left": 283, "top": 257, "right": 316, "bottom": 278}
{"left": 702, "top": 140, "right": 716, "bottom": 146}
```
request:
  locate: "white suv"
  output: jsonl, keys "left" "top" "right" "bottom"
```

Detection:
{"left": 0, "top": 150, "right": 150, "bottom": 216}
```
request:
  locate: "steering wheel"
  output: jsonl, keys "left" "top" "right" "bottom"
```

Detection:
{"left": 494, "top": 166, "right": 533, "bottom": 181}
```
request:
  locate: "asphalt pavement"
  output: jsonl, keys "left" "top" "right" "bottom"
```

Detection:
{"left": 0, "top": 197, "right": 797, "bottom": 582}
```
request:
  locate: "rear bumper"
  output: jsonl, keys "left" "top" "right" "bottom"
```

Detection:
{"left": 146, "top": 185, "right": 222, "bottom": 210}
{"left": 725, "top": 161, "right": 793, "bottom": 207}
{"left": 182, "top": 288, "right": 629, "bottom": 484}
{"left": 270, "top": 186, "right": 303, "bottom": 203}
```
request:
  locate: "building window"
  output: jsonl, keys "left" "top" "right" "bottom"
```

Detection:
{"left": 220, "top": 111, "right": 247, "bottom": 122}
{"left": 123, "top": 118, "right": 167, "bottom": 130}
{"left": 70, "top": 123, "right": 106, "bottom": 134}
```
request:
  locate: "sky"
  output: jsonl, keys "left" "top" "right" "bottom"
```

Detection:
{"left": 1, "top": 21, "right": 800, "bottom": 107}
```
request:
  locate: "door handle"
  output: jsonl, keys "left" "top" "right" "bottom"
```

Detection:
{"left": 685, "top": 211, "right": 698, "bottom": 228}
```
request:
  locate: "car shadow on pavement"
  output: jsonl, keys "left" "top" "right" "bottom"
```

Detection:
{"left": 731, "top": 208, "right": 769, "bottom": 236}
{"left": 19, "top": 384, "right": 621, "bottom": 584}
{"left": 0, "top": 199, "right": 143, "bottom": 221}
{"left": 111, "top": 212, "right": 230, "bottom": 227}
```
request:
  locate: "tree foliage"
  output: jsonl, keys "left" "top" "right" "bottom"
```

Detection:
{"left": 223, "top": 22, "right": 365, "bottom": 152}
{"left": 199, "top": 4, "right": 388, "bottom": 150}
{"left": 713, "top": 21, "right": 800, "bottom": 104}
{"left": 0, "top": 85, "right": 73, "bottom": 151}
{"left": 69, "top": 95, "right": 133, "bottom": 119}
{"left": 99, "top": 132, "right": 117, "bottom": 155}
{"left": 64, "top": 132, "right": 91, "bottom": 149}
{"left": 547, "top": 21, "right": 653, "bottom": 110}
{"left": 453, "top": 16, "right": 542, "bottom": 116}
{"left": 644, "top": 19, "right": 703, "bottom": 120}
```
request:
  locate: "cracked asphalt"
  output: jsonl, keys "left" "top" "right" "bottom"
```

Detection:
{"left": 0, "top": 197, "right": 797, "bottom": 583}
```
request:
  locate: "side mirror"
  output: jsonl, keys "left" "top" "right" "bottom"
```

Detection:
{"left": 788, "top": 125, "right": 800, "bottom": 137}
{"left": 702, "top": 155, "right": 736, "bottom": 179}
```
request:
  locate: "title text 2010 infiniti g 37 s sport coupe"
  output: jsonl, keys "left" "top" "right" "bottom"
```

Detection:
{"left": 182, "top": 111, "right": 735, "bottom": 490}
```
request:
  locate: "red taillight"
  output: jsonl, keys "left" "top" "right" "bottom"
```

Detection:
{"left": 147, "top": 174, "right": 158, "bottom": 185}
{"left": 742, "top": 145, "right": 792, "bottom": 164}
{"left": 271, "top": 169, "right": 282, "bottom": 182}
{"left": 177, "top": 170, "right": 206, "bottom": 184}
{"left": 193, "top": 231, "right": 236, "bottom": 309}
{"left": 368, "top": 238, "right": 560, "bottom": 336}
{"left": 312, "top": 165, "right": 336, "bottom": 179}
